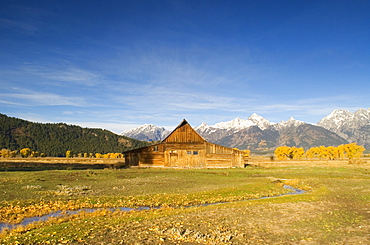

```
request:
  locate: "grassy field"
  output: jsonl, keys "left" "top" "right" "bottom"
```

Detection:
{"left": 0, "top": 157, "right": 127, "bottom": 170}
{"left": 0, "top": 159, "right": 369, "bottom": 244}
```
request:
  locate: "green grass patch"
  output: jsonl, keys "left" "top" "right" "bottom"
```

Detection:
{"left": 1, "top": 165, "right": 370, "bottom": 244}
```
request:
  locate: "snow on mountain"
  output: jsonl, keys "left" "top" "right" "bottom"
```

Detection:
{"left": 120, "top": 109, "right": 370, "bottom": 149}
{"left": 318, "top": 108, "right": 370, "bottom": 130}
{"left": 196, "top": 113, "right": 273, "bottom": 132}
{"left": 353, "top": 108, "right": 370, "bottom": 126}
{"left": 194, "top": 122, "right": 230, "bottom": 143}
{"left": 248, "top": 113, "right": 273, "bottom": 130}
{"left": 213, "top": 118, "right": 254, "bottom": 131}
{"left": 123, "top": 114, "right": 274, "bottom": 142}
{"left": 317, "top": 108, "right": 370, "bottom": 145}
{"left": 194, "top": 122, "right": 219, "bottom": 134}
{"left": 317, "top": 109, "right": 354, "bottom": 131}
{"left": 275, "top": 117, "right": 305, "bottom": 131}
{"left": 121, "top": 124, "right": 170, "bottom": 141}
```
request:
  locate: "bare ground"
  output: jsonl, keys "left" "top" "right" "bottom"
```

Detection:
{"left": 79, "top": 199, "right": 369, "bottom": 245}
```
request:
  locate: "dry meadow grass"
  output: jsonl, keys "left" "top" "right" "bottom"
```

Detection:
{"left": 0, "top": 157, "right": 369, "bottom": 244}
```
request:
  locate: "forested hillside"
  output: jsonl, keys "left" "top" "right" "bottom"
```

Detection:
{"left": 0, "top": 114, "right": 149, "bottom": 157}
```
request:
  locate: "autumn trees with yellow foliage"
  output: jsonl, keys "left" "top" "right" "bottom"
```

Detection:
{"left": 274, "top": 143, "right": 365, "bottom": 160}
{"left": 0, "top": 147, "right": 124, "bottom": 159}
{"left": 274, "top": 146, "right": 305, "bottom": 160}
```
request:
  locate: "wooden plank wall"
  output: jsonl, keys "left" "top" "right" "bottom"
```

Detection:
{"left": 164, "top": 124, "right": 205, "bottom": 143}
{"left": 205, "top": 153, "right": 233, "bottom": 168}
{"left": 164, "top": 150, "right": 206, "bottom": 168}
{"left": 138, "top": 152, "right": 165, "bottom": 167}
{"left": 205, "top": 142, "right": 244, "bottom": 168}
{"left": 125, "top": 153, "right": 139, "bottom": 166}
{"left": 205, "top": 143, "right": 237, "bottom": 154}
{"left": 125, "top": 136, "right": 245, "bottom": 168}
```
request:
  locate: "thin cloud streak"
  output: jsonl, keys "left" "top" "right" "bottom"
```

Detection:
{"left": 0, "top": 92, "right": 88, "bottom": 107}
{"left": 20, "top": 65, "right": 102, "bottom": 87}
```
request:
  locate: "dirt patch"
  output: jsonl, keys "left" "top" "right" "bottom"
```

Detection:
{"left": 77, "top": 200, "right": 369, "bottom": 244}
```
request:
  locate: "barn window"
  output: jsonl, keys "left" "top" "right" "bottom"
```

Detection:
{"left": 193, "top": 151, "right": 198, "bottom": 155}
{"left": 187, "top": 151, "right": 192, "bottom": 155}
{"left": 153, "top": 145, "right": 158, "bottom": 151}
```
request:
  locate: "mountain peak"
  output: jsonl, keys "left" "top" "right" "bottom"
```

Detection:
{"left": 213, "top": 118, "right": 252, "bottom": 130}
{"left": 317, "top": 108, "right": 370, "bottom": 144}
{"left": 248, "top": 113, "right": 263, "bottom": 120}
{"left": 328, "top": 109, "right": 352, "bottom": 118}
{"left": 247, "top": 113, "right": 272, "bottom": 130}
{"left": 121, "top": 124, "right": 170, "bottom": 141}
{"left": 122, "top": 124, "right": 160, "bottom": 133}
{"left": 194, "top": 122, "right": 210, "bottom": 131}
{"left": 118, "top": 108, "right": 370, "bottom": 150}
{"left": 354, "top": 108, "right": 370, "bottom": 118}
{"left": 277, "top": 117, "right": 304, "bottom": 128}
{"left": 199, "top": 122, "right": 209, "bottom": 127}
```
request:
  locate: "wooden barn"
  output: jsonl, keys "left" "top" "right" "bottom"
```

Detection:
{"left": 124, "top": 119, "right": 246, "bottom": 168}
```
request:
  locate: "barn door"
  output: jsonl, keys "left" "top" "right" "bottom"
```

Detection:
{"left": 131, "top": 153, "right": 139, "bottom": 166}
{"left": 169, "top": 152, "right": 178, "bottom": 167}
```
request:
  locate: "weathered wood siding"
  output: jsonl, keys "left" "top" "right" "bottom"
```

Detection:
{"left": 137, "top": 152, "right": 165, "bottom": 167}
{"left": 163, "top": 142, "right": 205, "bottom": 168}
{"left": 125, "top": 153, "right": 139, "bottom": 166}
{"left": 125, "top": 144, "right": 165, "bottom": 167}
{"left": 164, "top": 150, "right": 205, "bottom": 168}
{"left": 124, "top": 119, "right": 246, "bottom": 168}
{"left": 164, "top": 123, "right": 205, "bottom": 143}
{"left": 205, "top": 153, "right": 233, "bottom": 168}
{"left": 205, "top": 142, "right": 237, "bottom": 154}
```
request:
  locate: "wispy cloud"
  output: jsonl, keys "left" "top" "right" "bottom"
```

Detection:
{"left": 0, "top": 99, "right": 25, "bottom": 106}
{"left": 0, "top": 18, "right": 39, "bottom": 35}
{"left": 0, "top": 91, "right": 88, "bottom": 107}
{"left": 0, "top": 5, "right": 46, "bottom": 35}
{"left": 99, "top": 44, "right": 254, "bottom": 88}
{"left": 21, "top": 65, "right": 102, "bottom": 86}
{"left": 67, "top": 122, "right": 142, "bottom": 134}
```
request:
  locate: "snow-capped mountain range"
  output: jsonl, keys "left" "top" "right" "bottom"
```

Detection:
{"left": 317, "top": 108, "right": 370, "bottom": 147}
{"left": 205, "top": 113, "right": 273, "bottom": 131}
{"left": 122, "top": 124, "right": 170, "bottom": 142}
{"left": 317, "top": 109, "right": 370, "bottom": 134}
{"left": 121, "top": 108, "right": 370, "bottom": 151}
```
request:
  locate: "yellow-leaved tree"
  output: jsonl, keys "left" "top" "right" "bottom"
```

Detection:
{"left": 275, "top": 143, "right": 366, "bottom": 161}
{"left": 20, "top": 148, "right": 31, "bottom": 158}
{"left": 243, "top": 149, "right": 251, "bottom": 158}
{"left": 291, "top": 146, "right": 305, "bottom": 159}
{"left": 1, "top": 149, "right": 10, "bottom": 158}
{"left": 318, "top": 146, "right": 329, "bottom": 159}
{"left": 343, "top": 143, "right": 365, "bottom": 159}
{"left": 275, "top": 146, "right": 305, "bottom": 160}
{"left": 66, "top": 150, "right": 72, "bottom": 158}
{"left": 274, "top": 146, "right": 292, "bottom": 160}
{"left": 337, "top": 144, "right": 346, "bottom": 159}
{"left": 326, "top": 146, "right": 339, "bottom": 160}
{"left": 31, "top": 151, "right": 39, "bottom": 158}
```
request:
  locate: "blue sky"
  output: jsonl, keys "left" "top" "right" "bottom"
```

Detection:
{"left": 1, "top": 0, "right": 369, "bottom": 133}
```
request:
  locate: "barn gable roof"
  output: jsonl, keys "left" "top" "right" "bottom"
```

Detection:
{"left": 161, "top": 119, "right": 206, "bottom": 143}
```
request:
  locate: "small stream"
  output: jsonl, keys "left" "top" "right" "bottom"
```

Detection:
{"left": 0, "top": 185, "right": 305, "bottom": 232}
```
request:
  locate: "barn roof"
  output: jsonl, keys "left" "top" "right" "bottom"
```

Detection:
{"left": 161, "top": 119, "right": 206, "bottom": 143}
{"left": 124, "top": 119, "right": 208, "bottom": 153}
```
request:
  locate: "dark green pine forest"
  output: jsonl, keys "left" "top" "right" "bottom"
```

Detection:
{"left": 0, "top": 114, "right": 149, "bottom": 157}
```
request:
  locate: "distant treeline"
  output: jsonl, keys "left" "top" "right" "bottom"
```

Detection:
{"left": 274, "top": 143, "right": 366, "bottom": 160}
{"left": 0, "top": 114, "right": 150, "bottom": 157}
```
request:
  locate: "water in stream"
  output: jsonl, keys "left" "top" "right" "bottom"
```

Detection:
{"left": 0, "top": 185, "right": 305, "bottom": 232}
